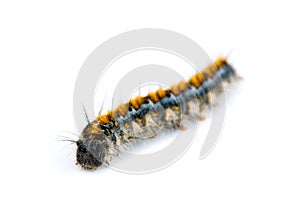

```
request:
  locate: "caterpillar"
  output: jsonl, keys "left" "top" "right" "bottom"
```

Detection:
{"left": 76, "top": 57, "right": 237, "bottom": 170}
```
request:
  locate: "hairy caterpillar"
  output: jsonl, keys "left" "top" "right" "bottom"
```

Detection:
{"left": 76, "top": 57, "right": 237, "bottom": 170}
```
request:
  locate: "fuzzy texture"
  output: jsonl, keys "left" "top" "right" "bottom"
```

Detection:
{"left": 76, "top": 57, "right": 236, "bottom": 170}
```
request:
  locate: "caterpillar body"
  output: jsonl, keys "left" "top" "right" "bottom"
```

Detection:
{"left": 76, "top": 57, "right": 236, "bottom": 170}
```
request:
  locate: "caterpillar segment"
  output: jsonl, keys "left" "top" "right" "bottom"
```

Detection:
{"left": 76, "top": 57, "right": 236, "bottom": 170}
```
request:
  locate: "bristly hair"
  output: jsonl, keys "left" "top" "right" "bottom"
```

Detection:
{"left": 57, "top": 135, "right": 77, "bottom": 144}
{"left": 81, "top": 102, "right": 90, "bottom": 125}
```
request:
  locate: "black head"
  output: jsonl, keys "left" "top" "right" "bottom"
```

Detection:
{"left": 76, "top": 134, "right": 109, "bottom": 170}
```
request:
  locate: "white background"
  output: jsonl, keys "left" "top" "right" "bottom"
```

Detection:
{"left": 1, "top": 0, "right": 300, "bottom": 199}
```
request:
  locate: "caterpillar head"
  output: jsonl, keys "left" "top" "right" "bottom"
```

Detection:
{"left": 76, "top": 130, "right": 109, "bottom": 170}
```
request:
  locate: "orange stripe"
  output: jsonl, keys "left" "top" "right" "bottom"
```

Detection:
{"left": 129, "top": 99, "right": 139, "bottom": 109}
{"left": 188, "top": 75, "right": 200, "bottom": 88}
{"left": 135, "top": 96, "right": 144, "bottom": 106}
{"left": 215, "top": 56, "right": 227, "bottom": 68}
{"left": 170, "top": 84, "right": 181, "bottom": 95}
{"left": 117, "top": 103, "right": 128, "bottom": 116}
{"left": 97, "top": 57, "right": 228, "bottom": 123}
{"left": 148, "top": 92, "right": 159, "bottom": 102}
{"left": 156, "top": 88, "right": 166, "bottom": 99}
{"left": 177, "top": 80, "right": 188, "bottom": 92}
{"left": 97, "top": 115, "right": 110, "bottom": 124}
{"left": 196, "top": 72, "right": 205, "bottom": 83}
